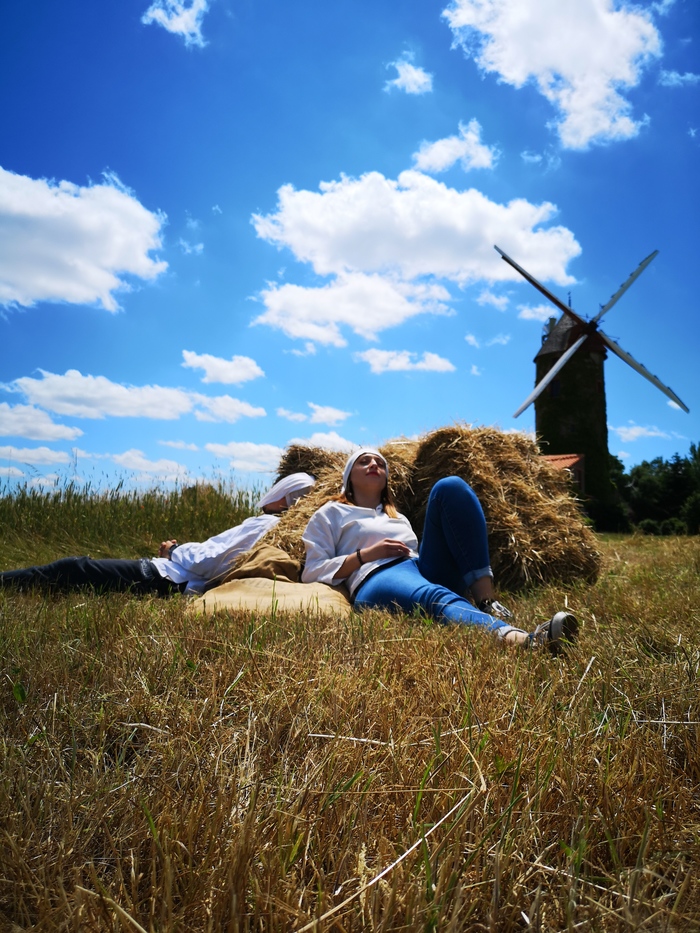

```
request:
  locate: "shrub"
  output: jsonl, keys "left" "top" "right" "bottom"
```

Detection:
{"left": 660, "top": 518, "right": 687, "bottom": 536}
{"left": 637, "top": 518, "right": 662, "bottom": 535}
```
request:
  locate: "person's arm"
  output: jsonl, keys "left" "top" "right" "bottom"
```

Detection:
{"left": 164, "top": 515, "right": 279, "bottom": 579}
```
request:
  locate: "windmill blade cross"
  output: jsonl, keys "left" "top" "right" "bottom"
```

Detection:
{"left": 494, "top": 245, "right": 583, "bottom": 324}
{"left": 598, "top": 329, "right": 689, "bottom": 412}
{"left": 513, "top": 334, "right": 588, "bottom": 418}
{"left": 593, "top": 250, "right": 659, "bottom": 323}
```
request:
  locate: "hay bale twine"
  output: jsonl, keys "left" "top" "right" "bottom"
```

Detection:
{"left": 410, "top": 425, "right": 601, "bottom": 589}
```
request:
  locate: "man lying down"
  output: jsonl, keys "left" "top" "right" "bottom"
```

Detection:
{"left": 0, "top": 473, "right": 315, "bottom": 597}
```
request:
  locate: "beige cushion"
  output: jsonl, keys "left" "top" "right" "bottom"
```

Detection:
{"left": 190, "top": 576, "right": 352, "bottom": 618}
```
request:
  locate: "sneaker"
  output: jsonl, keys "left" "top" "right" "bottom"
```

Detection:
{"left": 477, "top": 598, "right": 514, "bottom": 621}
{"left": 530, "top": 611, "right": 578, "bottom": 656}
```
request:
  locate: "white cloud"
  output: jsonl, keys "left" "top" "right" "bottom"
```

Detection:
{"left": 520, "top": 149, "right": 561, "bottom": 171}
{"left": 385, "top": 55, "right": 433, "bottom": 94}
{"left": 159, "top": 439, "right": 198, "bottom": 450}
{"left": 443, "top": 0, "right": 662, "bottom": 149}
{"left": 289, "top": 431, "right": 356, "bottom": 453}
{"left": 609, "top": 423, "right": 670, "bottom": 443}
{"left": 13, "top": 370, "right": 194, "bottom": 420}
{"left": 487, "top": 333, "right": 510, "bottom": 346}
{"left": 255, "top": 272, "right": 451, "bottom": 347}
{"left": 667, "top": 400, "right": 682, "bottom": 411}
{"left": 355, "top": 349, "right": 456, "bottom": 374}
{"left": 277, "top": 403, "right": 351, "bottom": 426}
{"left": 179, "top": 238, "right": 204, "bottom": 255}
{"left": 617, "top": 450, "right": 631, "bottom": 460}
{"left": 0, "top": 445, "right": 70, "bottom": 465}
{"left": 0, "top": 465, "right": 24, "bottom": 478}
{"left": 289, "top": 342, "right": 317, "bottom": 357}
{"left": 182, "top": 350, "right": 265, "bottom": 384}
{"left": 412, "top": 119, "right": 499, "bottom": 173}
{"left": 308, "top": 403, "right": 352, "bottom": 426}
{"left": 141, "top": 0, "right": 209, "bottom": 47}
{"left": 277, "top": 407, "right": 308, "bottom": 423}
{"left": 476, "top": 289, "right": 509, "bottom": 311}
{"left": 518, "top": 303, "right": 555, "bottom": 322}
{"left": 0, "top": 403, "right": 83, "bottom": 440}
{"left": 212, "top": 204, "right": 222, "bottom": 214}
{"left": 0, "top": 168, "right": 166, "bottom": 311}
{"left": 11, "top": 370, "right": 265, "bottom": 424}
{"left": 470, "top": 364, "right": 481, "bottom": 376}
{"left": 205, "top": 441, "right": 284, "bottom": 473}
{"left": 465, "top": 333, "right": 480, "bottom": 348}
{"left": 253, "top": 170, "right": 579, "bottom": 285}
{"left": 192, "top": 394, "right": 266, "bottom": 423}
{"left": 112, "top": 449, "right": 189, "bottom": 480}
{"left": 658, "top": 70, "right": 700, "bottom": 87}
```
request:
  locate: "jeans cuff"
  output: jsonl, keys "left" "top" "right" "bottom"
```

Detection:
{"left": 463, "top": 566, "right": 493, "bottom": 589}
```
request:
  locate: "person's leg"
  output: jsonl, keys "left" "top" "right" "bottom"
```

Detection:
{"left": 0, "top": 557, "right": 170, "bottom": 595}
{"left": 417, "top": 476, "right": 494, "bottom": 595}
{"left": 354, "top": 559, "right": 513, "bottom": 635}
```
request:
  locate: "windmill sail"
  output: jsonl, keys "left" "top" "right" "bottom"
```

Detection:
{"left": 513, "top": 334, "right": 587, "bottom": 417}
{"left": 593, "top": 250, "right": 658, "bottom": 323}
{"left": 598, "top": 330, "right": 689, "bottom": 412}
{"left": 494, "top": 246, "right": 583, "bottom": 325}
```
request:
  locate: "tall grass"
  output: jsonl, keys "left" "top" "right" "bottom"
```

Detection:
{"left": 1, "top": 489, "right": 699, "bottom": 930}
{"left": 0, "top": 479, "right": 259, "bottom": 566}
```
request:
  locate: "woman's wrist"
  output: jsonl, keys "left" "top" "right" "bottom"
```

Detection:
{"left": 356, "top": 548, "right": 365, "bottom": 566}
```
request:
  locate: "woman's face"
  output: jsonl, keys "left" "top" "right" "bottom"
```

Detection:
{"left": 349, "top": 453, "right": 387, "bottom": 498}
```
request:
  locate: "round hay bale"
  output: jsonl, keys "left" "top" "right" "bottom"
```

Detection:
{"left": 410, "top": 424, "right": 600, "bottom": 589}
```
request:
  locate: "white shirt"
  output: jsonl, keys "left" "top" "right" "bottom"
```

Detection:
{"left": 301, "top": 501, "right": 418, "bottom": 596}
{"left": 151, "top": 513, "right": 280, "bottom": 594}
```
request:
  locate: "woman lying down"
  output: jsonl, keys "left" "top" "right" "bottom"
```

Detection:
{"left": 301, "top": 448, "right": 578, "bottom": 653}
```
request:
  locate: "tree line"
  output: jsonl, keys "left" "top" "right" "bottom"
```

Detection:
{"left": 609, "top": 441, "right": 700, "bottom": 535}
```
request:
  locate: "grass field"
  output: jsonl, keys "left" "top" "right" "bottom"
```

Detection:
{"left": 1, "top": 484, "right": 699, "bottom": 931}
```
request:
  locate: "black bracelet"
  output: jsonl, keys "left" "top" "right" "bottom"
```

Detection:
{"left": 356, "top": 548, "right": 365, "bottom": 566}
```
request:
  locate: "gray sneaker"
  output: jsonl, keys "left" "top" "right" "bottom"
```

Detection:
{"left": 530, "top": 611, "right": 578, "bottom": 656}
{"left": 478, "top": 598, "right": 514, "bottom": 621}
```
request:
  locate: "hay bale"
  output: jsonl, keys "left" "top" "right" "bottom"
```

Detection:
{"left": 409, "top": 425, "right": 600, "bottom": 589}
{"left": 244, "top": 425, "right": 601, "bottom": 591}
{"left": 275, "top": 444, "right": 346, "bottom": 481}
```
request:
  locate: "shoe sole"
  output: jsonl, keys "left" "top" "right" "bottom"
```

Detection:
{"left": 548, "top": 611, "right": 578, "bottom": 655}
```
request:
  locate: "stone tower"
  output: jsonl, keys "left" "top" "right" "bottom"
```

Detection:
{"left": 534, "top": 314, "right": 617, "bottom": 525}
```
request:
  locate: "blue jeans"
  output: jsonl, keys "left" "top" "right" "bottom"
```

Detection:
{"left": 354, "top": 477, "right": 508, "bottom": 633}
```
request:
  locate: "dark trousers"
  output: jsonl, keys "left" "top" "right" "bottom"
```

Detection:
{"left": 0, "top": 556, "right": 183, "bottom": 596}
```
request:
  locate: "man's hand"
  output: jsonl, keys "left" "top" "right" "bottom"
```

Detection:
{"left": 159, "top": 539, "right": 178, "bottom": 558}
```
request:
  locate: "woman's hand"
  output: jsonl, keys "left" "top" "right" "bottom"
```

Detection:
{"left": 331, "top": 537, "right": 412, "bottom": 582}
{"left": 158, "top": 539, "right": 178, "bottom": 558}
{"left": 360, "top": 538, "right": 412, "bottom": 562}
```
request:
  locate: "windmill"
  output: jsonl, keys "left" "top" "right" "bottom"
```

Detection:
{"left": 494, "top": 245, "right": 689, "bottom": 527}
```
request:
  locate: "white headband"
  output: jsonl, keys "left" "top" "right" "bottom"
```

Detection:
{"left": 341, "top": 448, "right": 388, "bottom": 493}
{"left": 258, "top": 472, "right": 316, "bottom": 509}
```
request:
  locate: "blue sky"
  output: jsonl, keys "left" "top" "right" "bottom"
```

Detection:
{"left": 1, "top": 0, "right": 698, "bottom": 489}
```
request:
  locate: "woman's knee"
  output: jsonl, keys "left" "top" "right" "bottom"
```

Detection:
{"left": 430, "top": 475, "right": 476, "bottom": 502}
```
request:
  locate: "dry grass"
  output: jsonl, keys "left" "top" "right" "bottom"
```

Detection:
{"left": 2, "top": 534, "right": 699, "bottom": 931}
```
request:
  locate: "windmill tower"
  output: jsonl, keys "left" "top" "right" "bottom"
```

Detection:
{"left": 494, "top": 246, "right": 689, "bottom": 528}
